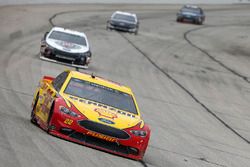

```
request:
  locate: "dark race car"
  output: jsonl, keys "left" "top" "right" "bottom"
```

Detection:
{"left": 176, "top": 5, "right": 205, "bottom": 25}
{"left": 106, "top": 11, "right": 139, "bottom": 35}
{"left": 40, "top": 27, "right": 92, "bottom": 69}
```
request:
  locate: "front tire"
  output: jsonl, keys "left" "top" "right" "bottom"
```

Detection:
{"left": 134, "top": 30, "right": 138, "bottom": 35}
{"left": 196, "top": 17, "right": 203, "bottom": 25}
{"left": 31, "top": 94, "right": 39, "bottom": 124}
{"left": 46, "top": 102, "right": 54, "bottom": 133}
{"left": 177, "top": 17, "right": 182, "bottom": 22}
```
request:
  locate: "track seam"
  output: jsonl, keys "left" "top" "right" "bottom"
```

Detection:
{"left": 149, "top": 145, "right": 227, "bottom": 167}
{"left": 184, "top": 25, "right": 250, "bottom": 83}
{"left": 120, "top": 33, "right": 250, "bottom": 144}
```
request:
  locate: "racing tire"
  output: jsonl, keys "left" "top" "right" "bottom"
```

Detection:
{"left": 31, "top": 94, "right": 39, "bottom": 124}
{"left": 177, "top": 18, "right": 183, "bottom": 22}
{"left": 79, "top": 56, "right": 87, "bottom": 66}
{"left": 134, "top": 29, "right": 138, "bottom": 35}
{"left": 46, "top": 102, "right": 54, "bottom": 133}
{"left": 196, "top": 18, "right": 203, "bottom": 25}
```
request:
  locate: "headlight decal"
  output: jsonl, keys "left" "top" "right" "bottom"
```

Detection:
{"left": 130, "top": 130, "right": 147, "bottom": 137}
{"left": 59, "top": 105, "right": 79, "bottom": 117}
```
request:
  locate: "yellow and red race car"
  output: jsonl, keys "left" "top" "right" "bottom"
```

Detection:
{"left": 31, "top": 70, "right": 150, "bottom": 160}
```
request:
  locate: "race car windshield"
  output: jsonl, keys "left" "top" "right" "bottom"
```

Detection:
{"left": 181, "top": 8, "right": 201, "bottom": 14}
{"left": 64, "top": 78, "right": 138, "bottom": 114}
{"left": 113, "top": 14, "right": 136, "bottom": 23}
{"left": 49, "top": 31, "right": 87, "bottom": 46}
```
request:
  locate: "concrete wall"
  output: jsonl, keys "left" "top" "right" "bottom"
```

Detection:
{"left": 0, "top": 0, "right": 250, "bottom": 6}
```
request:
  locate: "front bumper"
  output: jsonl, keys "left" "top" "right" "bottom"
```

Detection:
{"left": 107, "top": 24, "right": 137, "bottom": 33}
{"left": 40, "top": 45, "right": 91, "bottom": 69}
{"left": 178, "top": 15, "right": 199, "bottom": 21}
{"left": 40, "top": 54, "right": 89, "bottom": 69}
{"left": 49, "top": 110, "right": 149, "bottom": 160}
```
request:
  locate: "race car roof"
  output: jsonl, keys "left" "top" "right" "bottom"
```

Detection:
{"left": 50, "top": 27, "right": 87, "bottom": 38}
{"left": 184, "top": 5, "right": 200, "bottom": 9}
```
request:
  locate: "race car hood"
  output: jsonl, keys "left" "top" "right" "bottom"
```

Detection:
{"left": 46, "top": 38, "right": 89, "bottom": 53}
{"left": 62, "top": 93, "right": 141, "bottom": 129}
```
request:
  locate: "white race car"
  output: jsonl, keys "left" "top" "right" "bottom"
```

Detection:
{"left": 40, "top": 27, "right": 91, "bottom": 69}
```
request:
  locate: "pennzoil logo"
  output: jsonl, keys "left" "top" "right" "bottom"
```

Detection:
{"left": 87, "top": 131, "right": 116, "bottom": 142}
{"left": 94, "top": 108, "right": 117, "bottom": 120}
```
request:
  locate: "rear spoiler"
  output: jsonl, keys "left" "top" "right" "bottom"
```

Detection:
{"left": 43, "top": 76, "right": 55, "bottom": 82}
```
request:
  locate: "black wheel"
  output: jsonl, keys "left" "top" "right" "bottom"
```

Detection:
{"left": 46, "top": 102, "right": 54, "bottom": 133}
{"left": 31, "top": 94, "right": 39, "bottom": 124}
{"left": 134, "top": 27, "right": 139, "bottom": 35}
{"left": 177, "top": 17, "right": 182, "bottom": 22}
{"left": 196, "top": 17, "right": 203, "bottom": 25}
{"left": 80, "top": 56, "right": 87, "bottom": 66}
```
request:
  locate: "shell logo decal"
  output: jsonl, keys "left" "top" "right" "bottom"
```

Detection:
{"left": 94, "top": 108, "right": 118, "bottom": 120}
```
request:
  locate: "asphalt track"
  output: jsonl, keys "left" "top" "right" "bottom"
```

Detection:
{"left": 1, "top": 3, "right": 250, "bottom": 167}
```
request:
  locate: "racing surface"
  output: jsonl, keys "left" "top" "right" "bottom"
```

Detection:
{"left": 1, "top": 3, "right": 250, "bottom": 167}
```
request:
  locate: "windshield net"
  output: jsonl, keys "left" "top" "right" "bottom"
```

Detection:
{"left": 113, "top": 14, "right": 136, "bottom": 22}
{"left": 64, "top": 78, "right": 138, "bottom": 114}
{"left": 49, "top": 31, "right": 86, "bottom": 46}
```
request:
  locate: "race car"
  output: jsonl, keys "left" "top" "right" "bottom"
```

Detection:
{"left": 31, "top": 70, "right": 150, "bottom": 160}
{"left": 176, "top": 5, "right": 205, "bottom": 25}
{"left": 40, "top": 27, "right": 92, "bottom": 69}
{"left": 106, "top": 11, "right": 139, "bottom": 35}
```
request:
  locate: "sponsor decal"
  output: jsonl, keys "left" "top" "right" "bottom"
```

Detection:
{"left": 62, "top": 42, "right": 73, "bottom": 48}
{"left": 55, "top": 41, "right": 73, "bottom": 48}
{"left": 87, "top": 131, "right": 116, "bottom": 142}
{"left": 98, "top": 118, "right": 115, "bottom": 125}
{"left": 94, "top": 108, "right": 118, "bottom": 120}
{"left": 40, "top": 92, "right": 53, "bottom": 115}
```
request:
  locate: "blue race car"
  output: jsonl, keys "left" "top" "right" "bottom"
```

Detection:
{"left": 176, "top": 5, "right": 205, "bottom": 25}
